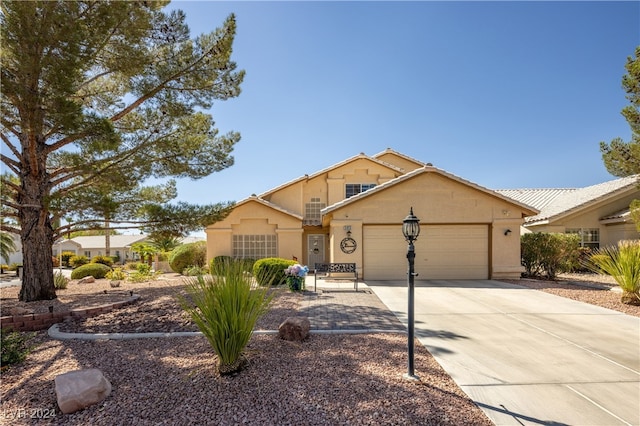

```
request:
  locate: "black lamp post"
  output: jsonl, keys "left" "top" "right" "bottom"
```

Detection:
{"left": 402, "top": 207, "right": 420, "bottom": 381}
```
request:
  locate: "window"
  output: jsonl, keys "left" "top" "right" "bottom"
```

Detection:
{"left": 84, "top": 251, "right": 91, "bottom": 257}
{"left": 345, "top": 183, "right": 376, "bottom": 198}
{"left": 566, "top": 228, "right": 599, "bottom": 249}
{"left": 304, "top": 197, "right": 326, "bottom": 225}
{"left": 233, "top": 235, "right": 277, "bottom": 259}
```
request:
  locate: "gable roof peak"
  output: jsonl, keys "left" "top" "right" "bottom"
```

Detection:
{"left": 258, "top": 151, "right": 403, "bottom": 197}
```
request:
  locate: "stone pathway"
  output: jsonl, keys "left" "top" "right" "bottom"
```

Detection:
{"left": 299, "top": 285, "right": 405, "bottom": 332}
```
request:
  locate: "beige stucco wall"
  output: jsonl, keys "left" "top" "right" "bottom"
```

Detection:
{"left": 205, "top": 164, "right": 535, "bottom": 279}
{"left": 603, "top": 222, "right": 639, "bottom": 247}
{"left": 327, "top": 158, "right": 401, "bottom": 204}
{"left": 205, "top": 199, "right": 303, "bottom": 261}
{"left": 325, "top": 171, "right": 529, "bottom": 279}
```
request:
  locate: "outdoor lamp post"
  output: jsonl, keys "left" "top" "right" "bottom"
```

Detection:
{"left": 402, "top": 207, "right": 420, "bottom": 381}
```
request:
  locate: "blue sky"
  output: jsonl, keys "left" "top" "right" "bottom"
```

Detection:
{"left": 165, "top": 1, "right": 639, "bottom": 207}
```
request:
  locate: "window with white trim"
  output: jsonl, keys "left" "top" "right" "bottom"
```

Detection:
{"left": 233, "top": 235, "right": 278, "bottom": 259}
{"left": 304, "top": 197, "right": 326, "bottom": 225}
{"left": 566, "top": 228, "right": 599, "bottom": 249}
{"left": 345, "top": 183, "right": 376, "bottom": 198}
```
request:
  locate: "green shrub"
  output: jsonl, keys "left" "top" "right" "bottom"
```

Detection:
{"left": 1, "top": 329, "right": 36, "bottom": 367}
{"left": 91, "top": 255, "right": 114, "bottom": 267}
{"left": 53, "top": 271, "right": 69, "bottom": 289}
{"left": 136, "top": 263, "right": 152, "bottom": 275}
{"left": 584, "top": 241, "right": 640, "bottom": 305}
{"left": 521, "top": 233, "right": 580, "bottom": 280}
{"left": 179, "top": 259, "right": 274, "bottom": 375}
{"left": 127, "top": 263, "right": 158, "bottom": 283}
{"left": 168, "top": 241, "right": 207, "bottom": 274}
{"left": 252, "top": 258, "right": 296, "bottom": 286}
{"left": 70, "top": 262, "right": 112, "bottom": 279}
{"left": 124, "top": 262, "right": 142, "bottom": 270}
{"left": 183, "top": 265, "right": 208, "bottom": 276}
{"left": 69, "top": 255, "right": 89, "bottom": 268}
{"left": 106, "top": 267, "right": 127, "bottom": 281}
{"left": 61, "top": 251, "right": 75, "bottom": 266}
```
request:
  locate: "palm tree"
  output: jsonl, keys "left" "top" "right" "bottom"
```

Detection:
{"left": 148, "top": 236, "right": 181, "bottom": 253}
{"left": 0, "top": 232, "right": 17, "bottom": 272}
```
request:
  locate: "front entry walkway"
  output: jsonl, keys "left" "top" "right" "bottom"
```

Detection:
{"left": 367, "top": 279, "right": 640, "bottom": 426}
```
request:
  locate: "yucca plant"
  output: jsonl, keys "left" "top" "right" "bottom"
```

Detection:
{"left": 179, "top": 259, "right": 275, "bottom": 375}
{"left": 585, "top": 240, "right": 640, "bottom": 305}
{"left": 53, "top": 271, "right": 69, "bottom": 290}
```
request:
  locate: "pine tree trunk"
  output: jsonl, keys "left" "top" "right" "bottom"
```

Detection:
{"left": 104, "top": 217, "right": 111, "bottom": 257}
{"left": 19, "top": 219, "right": 56, "bottom": 302}
{"left": 17, "top": 146, "right": 57, "bottom": 302}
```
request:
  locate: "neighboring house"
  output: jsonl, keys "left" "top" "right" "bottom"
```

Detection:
{"left": 496, "top": 175, "right": 640, "bottom": 249}
{"left": 52, "top": 235, "right": 206, "bottom": 265}
{"left": 205, "top": 149, "right": 539, "bottom": 280}
{"left": 53, "top": 234, "right": 150, "bottom": 263}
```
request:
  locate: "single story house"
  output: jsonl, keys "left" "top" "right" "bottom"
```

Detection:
{"left": 205, "top": 149, "right": 540, "bottom": 280}
{"left": 496, "top": 175, "right": 640, "bottom": 249}
{"left": 53, "top": 234, "right": 150, "bottom": 263}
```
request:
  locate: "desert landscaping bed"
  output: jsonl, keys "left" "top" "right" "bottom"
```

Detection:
{"left": 0, "top": 272, "right": 637, "bottom": 425}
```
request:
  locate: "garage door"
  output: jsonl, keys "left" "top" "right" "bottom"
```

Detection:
{"left": 363, "top": 225, "right": 489, "bottom": 280}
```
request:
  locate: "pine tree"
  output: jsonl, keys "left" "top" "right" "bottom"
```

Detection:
{"left": 0, "top": 1, "right": 244, "bottom": 301}
{"left": 600, "top": 46, "right": 640, "bottom": 176}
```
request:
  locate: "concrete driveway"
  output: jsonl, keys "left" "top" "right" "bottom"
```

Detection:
{"left": 367, "top": 279, "right": 640, "bottom": 426}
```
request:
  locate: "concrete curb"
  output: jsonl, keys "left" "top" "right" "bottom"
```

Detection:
{"left": 47, "top": 323, "right": 406, "bottom": 341}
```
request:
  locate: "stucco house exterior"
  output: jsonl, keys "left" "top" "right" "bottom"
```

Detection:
{"left": 205, "top": 149, "right": 540, "bottom": 280}
{"left": 497, "top": 175, "right": 640, "bottom": 249}
{"left": 53, "top": 234, "right": 150, "bottom": 263}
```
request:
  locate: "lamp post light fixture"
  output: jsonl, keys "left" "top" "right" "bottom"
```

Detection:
{"left": 402, "top": 207, "right": 420, "bottom": 381}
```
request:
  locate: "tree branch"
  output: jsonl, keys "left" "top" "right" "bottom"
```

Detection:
{"left": 0, "top": 224, "right": 20, "bottom": 235}
{"left": 1, "top": 133, "right": 22, "bottom": 165}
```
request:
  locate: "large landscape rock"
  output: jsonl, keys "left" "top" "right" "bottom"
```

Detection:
{"left": 278, "top": 316, "right": 310, "bottom": 341}
{"left": 55, "top": 368, "right": 112, "bottom": 414}
{"left": 77, "top": 276, "right": 95, "bottom": 284}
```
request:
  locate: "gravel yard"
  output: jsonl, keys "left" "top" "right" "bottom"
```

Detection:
{"left": 1, "top": 272, "right": 637, "bottom": 425}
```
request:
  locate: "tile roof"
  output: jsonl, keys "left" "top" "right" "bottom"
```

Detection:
{"left": 495, "top": 188, "right": 576, "bottom": 210}
{"left": 62, "top": 234, "right": 149, "bottom": 249}
{"left": 234, "top": 195, "right": 303, "bottom": 220}
{"left": 496, "top": 175, "right": 639, "bottom": 225}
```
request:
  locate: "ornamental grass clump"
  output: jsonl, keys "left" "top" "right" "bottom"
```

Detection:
{"left": 179, "top": 259, "right": 274, "bottom": 375}
{"left": 585, "top": 240, "right": 640, "bottom": 305}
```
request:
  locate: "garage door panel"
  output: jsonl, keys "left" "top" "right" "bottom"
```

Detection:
{"left": 364, "top": 225, "right": 488, "bottom": 280}
{"left": 363, "top": 226, "right": 406, "bottom": 280}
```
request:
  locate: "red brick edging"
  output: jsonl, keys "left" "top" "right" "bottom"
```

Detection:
{"left": 0, "top": 294, "right": 140, "bottom": 332}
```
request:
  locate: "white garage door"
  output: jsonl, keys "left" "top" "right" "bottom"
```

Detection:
{"left": 363, "top": 225, "right": 489, "bottom": 280}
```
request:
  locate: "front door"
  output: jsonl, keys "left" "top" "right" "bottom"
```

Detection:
{"left": 307, "top": 234, "right": 325, "bottom": 267}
